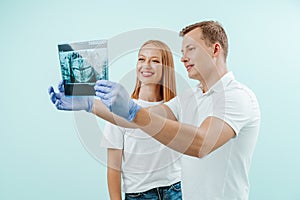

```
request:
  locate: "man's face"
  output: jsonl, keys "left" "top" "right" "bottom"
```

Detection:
{"left": 181, "top": 28, "right": 214, "bottom": 81}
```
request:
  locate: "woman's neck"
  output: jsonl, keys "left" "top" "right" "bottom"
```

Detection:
{"left": 138, "top": 84, "right": 162, "bottom": 102}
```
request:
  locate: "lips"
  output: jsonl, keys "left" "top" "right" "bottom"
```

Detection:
{"left": 141, "top": 71, "right": 154, "bottom": 77}
{"left": 185, "top": 64, "right": 194, "bottom": 72}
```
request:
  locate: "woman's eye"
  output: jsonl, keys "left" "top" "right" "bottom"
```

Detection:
{"left": 152, "top": 60, "right": 160, "bottom": 63}
{"left": 138, "top": 58, "right": 145, "bottom": 62}
{"left": 188, "top": 47, "right": 195, "bottom": 51}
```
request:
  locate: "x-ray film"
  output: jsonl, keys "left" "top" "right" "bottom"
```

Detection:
{"left": 58, "top": 40, "right": 108, "bottom": 96}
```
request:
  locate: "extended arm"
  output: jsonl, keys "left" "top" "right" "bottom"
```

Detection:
{"left": 94, "top": 80, "right": 235, "bottom": 158}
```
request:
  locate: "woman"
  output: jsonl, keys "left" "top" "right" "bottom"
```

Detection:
{"left": 101, "top": 40, "right": 182, "bottom": 200}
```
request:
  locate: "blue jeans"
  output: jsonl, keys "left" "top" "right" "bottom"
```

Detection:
{"left": 125, "top": 181, "right": 182, "bottom": 200}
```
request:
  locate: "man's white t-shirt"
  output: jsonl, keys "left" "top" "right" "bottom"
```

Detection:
{"left": 101, "top": 99, "right": 181, "bottom": 193}
{"left": 165, "top": 72, "right": 260, "bottom": 200}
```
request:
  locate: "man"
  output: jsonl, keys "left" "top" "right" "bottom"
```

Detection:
{"left": 49, "top": 20, "right": 260, "bottom": 200}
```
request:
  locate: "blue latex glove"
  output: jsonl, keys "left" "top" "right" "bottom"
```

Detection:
{"left": 94, "top": 80, "right": 141, "bottom": 121}
{"left": 48, "top": 81, "right": 94, "bottom": 112}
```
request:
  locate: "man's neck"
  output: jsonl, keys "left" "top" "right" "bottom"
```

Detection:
{"left": 200, "top": 64, "right": 228, "bottom": 93}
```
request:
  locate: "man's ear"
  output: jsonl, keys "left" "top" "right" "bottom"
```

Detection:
{"left": 213, "top": 43, "right": 221, "bottom": 57}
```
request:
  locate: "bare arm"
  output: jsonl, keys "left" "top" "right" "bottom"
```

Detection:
{"left": 107, "top": 148, "right": 123, "bottom": 200}
{"left": 92, "top": 98, "right": 234, "bottom": 158}
{"left": 133, "top": 107, "right": 235, "bottom": 158}
{"left": 92, "top": 80, "right": 235, "bottom": 158}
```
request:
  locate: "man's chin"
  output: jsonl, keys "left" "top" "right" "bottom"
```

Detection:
{"left": 187, "top": 72, "right": 195, "bottom": 79}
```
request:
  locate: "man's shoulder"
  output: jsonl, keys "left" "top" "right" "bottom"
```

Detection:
{"left": 223, "top": 80, "right": 260, "bottom": 119}
{"left": 225, "top": 79, "right": 258, "bottom": 102}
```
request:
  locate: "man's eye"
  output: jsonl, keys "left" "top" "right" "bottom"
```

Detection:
{"left": 138, "top": 58, "right": 145, "bottom": 61}
{"left": 188, "top": 47, "right": 195, "bottom": 51}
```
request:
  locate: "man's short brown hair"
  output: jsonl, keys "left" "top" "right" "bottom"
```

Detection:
{"left": 180, "top": 20, "right": 229, "bottom": 60}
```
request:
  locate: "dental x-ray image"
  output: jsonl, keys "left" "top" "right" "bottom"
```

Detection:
{"left": 58, "top": 40, "right": 108, "bottom": 96}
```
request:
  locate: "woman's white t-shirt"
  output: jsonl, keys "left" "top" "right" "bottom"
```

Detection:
{"left": 101, "top": 99, "right": 182, "bottom": 193}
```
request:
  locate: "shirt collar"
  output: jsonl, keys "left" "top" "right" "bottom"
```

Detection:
{"left": 196, "top": 72, "right": 235, "bottom": 94}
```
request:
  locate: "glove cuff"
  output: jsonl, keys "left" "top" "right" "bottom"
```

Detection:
{"left": 128, "top": 102, "right": 141, "bottom": 121}
{"left": 86, "top": 96, "right": 95, "bottom": 112}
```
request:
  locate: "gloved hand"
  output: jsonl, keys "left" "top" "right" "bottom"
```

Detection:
{"left": 94, "top": 80, "right": 141, "bottom": 121}
{"left": 48, "top": 81, "right": 94, "bottom": 112}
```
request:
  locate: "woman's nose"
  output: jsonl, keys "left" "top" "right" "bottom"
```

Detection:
{"left": 142, "top": 61, "right": 151, "bottom": 69}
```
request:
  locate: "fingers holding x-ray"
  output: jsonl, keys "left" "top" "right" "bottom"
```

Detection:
{"left": 47, "top": 81, "right": 94, "bottom": 112}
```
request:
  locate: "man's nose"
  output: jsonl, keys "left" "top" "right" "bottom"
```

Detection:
{"left": 181, "top": 55, "right": 189, "bottom": 63}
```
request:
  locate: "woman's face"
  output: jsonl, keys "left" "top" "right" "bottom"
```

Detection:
{"left": 136, "top": 44, "right": 163, "bottom": 85}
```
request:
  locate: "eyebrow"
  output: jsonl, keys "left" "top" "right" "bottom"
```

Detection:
{"left": 138, "top": 54, "right": 160, "bottom": 59}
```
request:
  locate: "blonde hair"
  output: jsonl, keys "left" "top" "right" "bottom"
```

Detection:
{"left": 131, "top": 40, "right": 176, "bottom": 102}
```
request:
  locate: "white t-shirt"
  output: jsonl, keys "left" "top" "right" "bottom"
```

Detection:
{"left": 101, "top": 99, "right": 181, "bottom": 193}
{"left": 165, "top": 72, "right": 260, "bottom": 200}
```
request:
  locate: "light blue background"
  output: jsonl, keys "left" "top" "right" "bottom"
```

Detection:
{"left": 1, "top": 0, "right": 300, "bottom": 199}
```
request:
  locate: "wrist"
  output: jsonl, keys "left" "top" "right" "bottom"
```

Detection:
{"left": 132, "top": 108, "right": 149, "bottom": 126}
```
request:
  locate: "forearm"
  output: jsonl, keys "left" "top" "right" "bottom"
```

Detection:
{"left": 107, "top": 168, "right": 122, "bottom": 200}
{"left": 133, "top": 108, "right": 204, "bottom": 157}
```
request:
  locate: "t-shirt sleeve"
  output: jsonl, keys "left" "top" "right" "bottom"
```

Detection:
{"left": 164, "top": 96, "right": 180, "bottom": 120}
{"left": 100, "top": 122, "right": 125, "bottom": 149}
{"left": 211, "top": 89, "right": 254, "bottom": 136}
